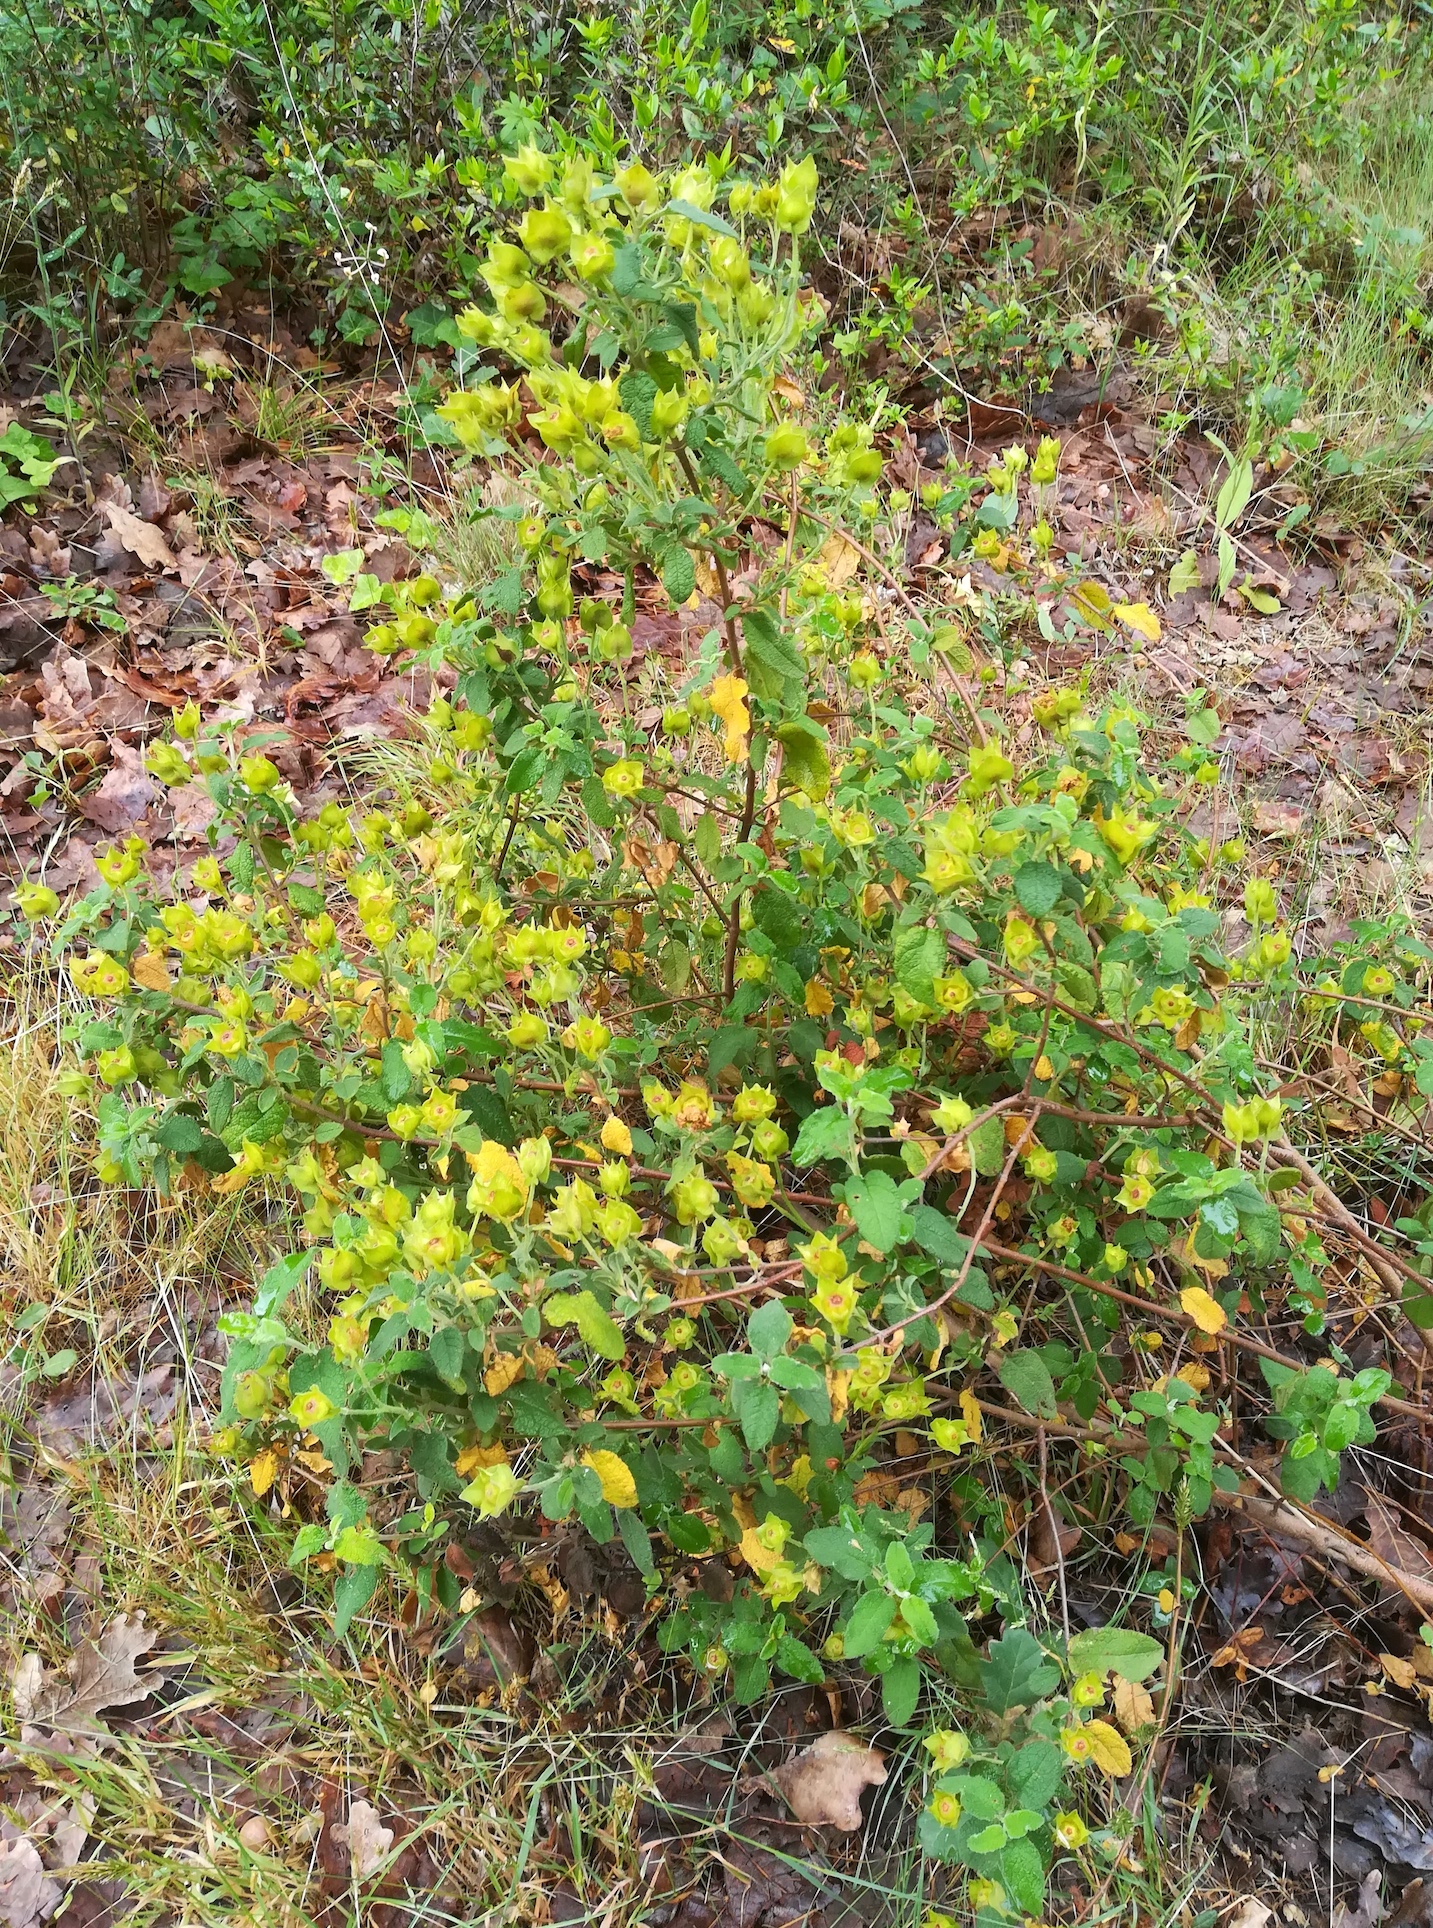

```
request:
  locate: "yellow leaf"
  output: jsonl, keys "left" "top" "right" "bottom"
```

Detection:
{"left": 132, "top": 952, "right": 172, "bottom": 992}
{"left": 819, "top": 531, "right": 862, "bottom": 587}
{"left": 1084, "top": 1718, "right": 1133, "bottom": 1777}
{"left": 1179, "top": 1286, "right": 1227, "bottom": 1335}
{"left": 1071, "top": 580, "right": 1113, "bottom": 628}
{"left": 455, "top": 1442, "right": 509, "bottom": 1478}
{"left": 1113, "top": 1676, "right": 1156, "bottom": 1735}
{"left": 581, "top": 1449, "right": 637, "bottom": 1509}
{"left": 804, "top": 978, "right": 834, "bottom": 1018}
{"left": 958, "top": 1389, "right": 983, "bottom": 1443}
{"left": 1380, "top": 1652, "right": 1418, "bottom": 1691}
{"left": 484, "top": 1352, "right": 525, "bottom": 1397}
{"left": 708, "top": 674, "right": 750, "bottom": 764}
{"left": 740, "top": 1525, "right": 781, "bottom": 1574}
{"left": 1033, "top": 1054, "right": 1054, "bottom": 1080}
{"left": 249, "top": 1450, "right": 279, "bottom": 1498}
{"left": 1113, "top": 600, "right": 1161, "bottom": 642}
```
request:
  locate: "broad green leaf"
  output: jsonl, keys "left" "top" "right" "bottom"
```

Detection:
{"left": 1168, "top": 549, "right": 1200, "bottom": 594}
{"left": 843, "top": 1590, "right": 896, "bottom": 1658}
{"left": 545, "top": 1290, "right": 625, "bottom": 1360}
{"left": 748, "top": 1299, "right": 792, "bottom": 1359}
{"left": 893, "top": 923, "right": 945, "bottom": 1007}
{"left": 968, "top": 1114, "right": 1006, "bottom": 1176}
{"left": 775, "top": 720, "right": 831, "bottom": 800}
{"left": 977, "top": 1629, "right": 1059, "bottom": 1714}
{"left": 1066, "top": 1626, "right": 1165, "bottom": 1683}
{"left": 998, "top": 1350, "right": 1057, "bottom": 1417}
{"left": 1013, "top": 863, "right": 1062, "bottom": 917}
{"left": 845, "top": 1168, "right": 904, "bottom": 1253}
{"left": 881, "top": 1655, "right": 921, "bottom": 1727}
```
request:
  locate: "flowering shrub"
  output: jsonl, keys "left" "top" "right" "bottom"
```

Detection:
{"left": 25, "top": 146, "right": 1428, "bottom": 1918}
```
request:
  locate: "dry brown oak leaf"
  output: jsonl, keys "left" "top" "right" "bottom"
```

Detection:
{"left": 11, "top": 1613, "right": 162, "bottom": 1741}
{"left": 0, "top": 1837, "right": 63, "bottom": 1928}
{"left": 770, "top": 1730, "right": 887, "bottom": 1831}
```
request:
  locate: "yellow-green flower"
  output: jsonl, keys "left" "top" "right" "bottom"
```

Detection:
{"left": 926, "top": 1789, "right": 962, "bottom": 1829}
{"left": 1071, "top": 1670, "right": 1104, "bottom": 1707}
{"left": 289, "top": 1388, "right": 338, "bottom": 1428}
{"left": 1053, "top": 1810, "right": 1088, "bottom": 1849}
{"left": 462, "top": 1461, "right": 522, "bottom": 1517}
{"left": 1117, "top": 1173, "right": 1153, "bottom": 1212}
{"left": 923, "top": 1729, "right": 971, "bottom": 1771}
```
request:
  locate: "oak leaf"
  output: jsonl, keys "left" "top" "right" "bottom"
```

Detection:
{"left": 771, "top": 1730, "right": 887, "bottom": 1830}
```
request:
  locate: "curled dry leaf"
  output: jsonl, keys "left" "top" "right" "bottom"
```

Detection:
{"left": 1225, "top": 1902, "right": 1273, "bottom": 1928}
{"left": 12, "top": 1612, "right": 162, "bottom": 1740}
{"left": 333, "top": 1800, "right": 394, "bottom": 1882}
{"left": 771, "top": 1729, "right": 886, "bottom": 1831}
{"left": 101, "top": 503, "right": 176, "bottom": 574}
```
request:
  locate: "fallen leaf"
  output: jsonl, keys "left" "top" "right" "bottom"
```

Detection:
{"left": 1332, "top": 1871, "right": 1383, "bottom": 1928}
{"left": 1113, "top": 1676, "right": 1157, "bottom": 1735}
{"left": 0, "top": 1837, "right": 62, "bottom": 1928}
{"left": 1180, "top": 1285, "right": 1227, "bottom": 1334}
{"left": 1211, "top": 1625, "right": 1267, "bottom": 1681}
{"left": 1379, "top": 1652, "right": 1417, "bottom": 1691}
{"left": 1113, "top": 600, "right": 1161, "bottom": 642}
{"left": 12, "top": 1612, "right": 162, "bottom": 1739}
{"left": 81, "top": 743, "right": 158, "bottom": 836}
{"left": 1226, "top": 1902, "right": 1273, "bottom": 1928}
{"left": 101, "top": 503, "right": 176, "bottom": 573}
{"left": 1363, "top": 1488, "right": 1433, "bottom": 1579}
{"left": 771, "top": 1730, "right": 886, "bottom": 1831}
{"left": 709, "top": 674, "right": 750, "bottom": 764}
{"left": 131, "top": 953, "right": 172, "bottom": 993}
{"left": 334, "top": 1800, "right": 393, "bottom": 1882}
{"left": 818, "top": 531, "right": 862, "bottom": 587}
{"left": 1250, "top": 800, "right": 1304, "bottom": 837}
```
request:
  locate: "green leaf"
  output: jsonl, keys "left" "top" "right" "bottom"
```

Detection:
{"left": 748, "top": 1299, "right": 792, "bottom": 1359}
{"left": 545, "top": 1289, "right": 626, "bottom": 1361}
{"left": 793, "top": 1105, "right": 854, "bottom": 1168}
{"left": 1007, "top": 1738, "right": 1064, "bottom": 1809}
{"left": 909, "top": 1205, "right": 969, "bottom": 1268}
{"left": 881, "top": 1655, "right": 921, "bottom": 1727}
{"left": 893, "top": 923, "right": 945, "bottom": 1008}
{"left": 775, "top": 1634, "right": 825, "bottom": 1684}
{"left": 775, "top": 720, "right": 831, "bottom": 800}
{"left": 998, "top": 1350, "right": 1057, "bottom": 1417}
{"left": 1000, "top": 1837, "right": 1047, "bottom": 1916}
{"left": 977, "top": 1628, "right": 1060, "bottom": 1714}
{"left": 843, "top": 1590, "right": 896, "bottom": 1658}
{"left": 1214, "top": 454, "right": 1255, "bottom": 531}
{"left": 741, "top": 608, "right": 806, "bottom": 689}
{"left": 665, "top": 198, "right": 739, "bottom": 237}
{"left": 619, "top": 1507, "right": 655, "bottom": 1577}
{"left": 1066, "top": 1626, "right": 1165, "bottom": 1683}
{"left": 1237, "top": 1194, "right": 1283, "bottom": 1264}
{"left": 845, "top": 1168, "right": 905, "bottom": 1254}
{"left": 1168, "top": 549, "right": 1200, "bottom": 594}
{"left": 254, "top": 1252, "right": 311, "bottom": 1319}
{"left": 1013, "top": 863, "right": 1062, "bottom": 917}
{"left": 968, "top": 1114, "right": 1006, "bottom": 1177}
{"left": 333, "top": 1563, "right": 380, "bottom": 1638}
{"left": 618, "top": 369, "right": 659, "bottom": 440}
{"left": 733, "top": 1378, "right": 780, "bottom": 1450}
{"left": 662, "top": 546, "right": 696, "bottom": 605}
